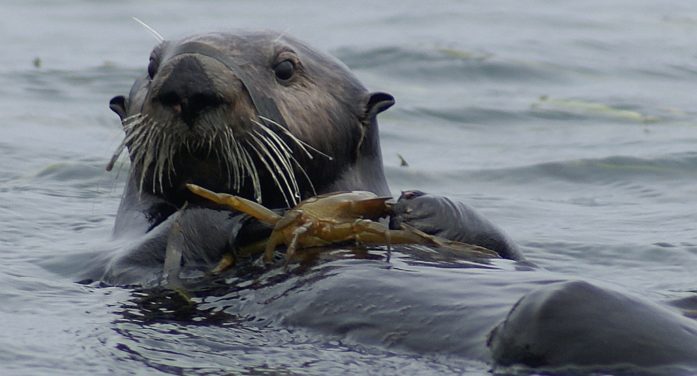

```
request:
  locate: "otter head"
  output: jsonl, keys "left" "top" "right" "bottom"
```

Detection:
{"left": 109, "top": 31, "right": 394, "bottom": 209}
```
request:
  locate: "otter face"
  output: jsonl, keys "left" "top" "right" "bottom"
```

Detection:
{"left": 109, "top": 32, "right": 394, "bottom": 209}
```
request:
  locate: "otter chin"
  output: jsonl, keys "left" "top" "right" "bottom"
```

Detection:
{"left": 108, "top": 31, "right": 395, "bottom": 212}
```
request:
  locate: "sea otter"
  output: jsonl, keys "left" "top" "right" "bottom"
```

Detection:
{"left": 101, "top": 30, "right": 519, "bottom": 283}
{"left": 89, "top": 30, "right": 697, "bottom": 372}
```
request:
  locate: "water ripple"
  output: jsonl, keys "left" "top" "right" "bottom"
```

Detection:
{"left": 336, "top": 46, "right": 570, "bottom": 84}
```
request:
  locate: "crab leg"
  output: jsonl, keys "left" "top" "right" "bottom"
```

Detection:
{"left": 350, "top": 221, "right": 500, "bottom": 258}
{"left": 186, "top": 183, "right": 281, "bottom": 225}
{"left": 263, "top": 230, "right": 285, "bottom": 263}
{"left": 284, "top": 222, "right": 312, "bottom": 263}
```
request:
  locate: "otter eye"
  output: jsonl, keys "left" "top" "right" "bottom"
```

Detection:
{"left": 147, "top": 57, "right": 158, "bottom": 79}
{"left": 147, "top": 44, "right": 164, "bottom": 80}
{"left": 273, "top": 60, "right": 295, "bottom": 81}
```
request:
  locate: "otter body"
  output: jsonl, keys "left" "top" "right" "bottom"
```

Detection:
{"left": 93, "top": 31, "right": 697, "bottom": 372}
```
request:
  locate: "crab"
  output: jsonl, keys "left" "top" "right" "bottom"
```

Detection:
{"left": 186, "top": 183, "right": 499, "bottom": 268}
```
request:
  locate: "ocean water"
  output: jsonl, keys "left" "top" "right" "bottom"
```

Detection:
{"left": 2, "top": 1, "right": 697, "bottom": 375}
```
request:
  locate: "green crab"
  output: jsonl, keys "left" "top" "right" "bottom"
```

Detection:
{"left": 186, "top": 183, "right": 499, "bottom": 269}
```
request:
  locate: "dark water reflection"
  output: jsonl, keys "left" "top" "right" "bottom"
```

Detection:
{"left": 109, "top": 248, "right": 516, "bottom": 375}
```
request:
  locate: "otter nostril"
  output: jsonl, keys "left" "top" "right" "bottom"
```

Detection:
{"left": 187, "top": 92, "right": 224, "bottom": 117}
{"left": 157, "top": 90, "right": 223, "bottom": 126}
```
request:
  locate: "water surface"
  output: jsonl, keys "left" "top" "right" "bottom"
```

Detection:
{"left": 2, "top": 1, "right": 697, "bottom": 375}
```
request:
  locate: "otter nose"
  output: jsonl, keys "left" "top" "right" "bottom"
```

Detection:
{"left": 155, "top": 55, "right": 224, "bottom": 127}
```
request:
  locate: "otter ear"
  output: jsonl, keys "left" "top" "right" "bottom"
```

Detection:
{"left": 364, "top": 92, "right": 395, "bottom": 119}
{"left": 109, "top": 95, "right": 127, "bottom": 120}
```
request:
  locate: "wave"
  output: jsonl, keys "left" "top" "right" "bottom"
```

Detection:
{"left": 335, "top": 45, "right": 571, "bottom": 84}
{"left": 388, "top": 152, "right": 697, "bottom": 187}
{"left": 485, "top": 153, "right": 697, "bottom": 184}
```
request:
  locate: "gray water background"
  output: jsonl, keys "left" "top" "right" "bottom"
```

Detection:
{"left": 1, "top": 1, "right": 697, "bottom": 374}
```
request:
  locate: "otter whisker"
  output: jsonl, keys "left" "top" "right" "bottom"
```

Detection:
{"left": 121, "top": 113, "right": 147, "bottom": 134}
{"left": 136, "top": 117, "right": 165, "bottom": 194}
{"left": 155, "top": 122, "right": 168, "bottom": 193}
{"left": 248, "top": 133, "right": 295, "bottom": 207}
{"left": 252, "top": 128, "right": 292, "bottom": 167}
{"left": 133, "top": 118, "right": 154, "bottom": 192}
{"left": 149, "top": 121, "right": 164, "bottom": 193}
{"left": 254, "top": 117, "right": 316, "bottom": 159}
{"left": 163, "top": 133, "right": 175, "bottom": 188}
{"left": 252, "top": 129, "right": 300, "bottom": 202}
{"left": 255, "top": 130, "right": 300, "bottom": 204}
{"left": 123, "top": 113, "right": 145, "bottom": 124}
{"left": 155, "top": 129, "right": 171, "bottom": 193}
{"left": 217, "top": 139, "right": 233, "bottom": 190}
{"left": 151, "top": 125, "right": 161, "bottom": 192}
{"left": 239, "top": 146, "right": 250, "bottom": 193}
{"left": 132, "top": 17, "right": 165, "bottom": 43}
{"left": 258, "top": 130, "right": 302, "bottom": 202}
{"left": 217, "top": 136, "right": 236, "bottom": 191}
{"left": 114, "top": 99, "right": 318, "bottom": 202}
{"left": 248, "top": 133, "right": 293, "bottom": 206}
{"left": 273, "top": 28, "right": 291, "bottom": 44}
{"left": 290, "top": 157, "right": 317, "bottom": 196}
{"left": 255, "top": 121, "right": 295, "bottom": 158}
{"left": 199, "top": 113, "right": 241, "bottom": 191}
{"left": 106, "top": 138, "right": 128, "bottom": 172}
{"left": 107, "top": 114, "right": 149, "bottom": 171}
{"left": 122, "top": 118, "right": 148, "bottom": 148}
{"left": 207, "top": 136, "right": 214, "bottom": 159}
{"left": 253, "top": 118, "right": 318, "bottom": 197}
{"left": 257, "top": 116, "right": 333, "bottom": 160}
{"left": 220, "top": 129, "right": 236, "bottom": 191}
{"left": 239, "top": 146, "right": 262, "bottom": 202}
{"left": 116, "top": 106, "right": 310, "bottom": 202}
{"left": 226, "top": 127, "right": 243, "bottom": 191}
{"left": 229, "top": 137, "right": 243, "bottom": 191}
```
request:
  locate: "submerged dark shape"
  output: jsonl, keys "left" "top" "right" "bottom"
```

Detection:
{"left": 489, "top": 280, "right": 697, "bottom": 368}
{"left": 88, "top": 30, "right": 697, "bottom": 373}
